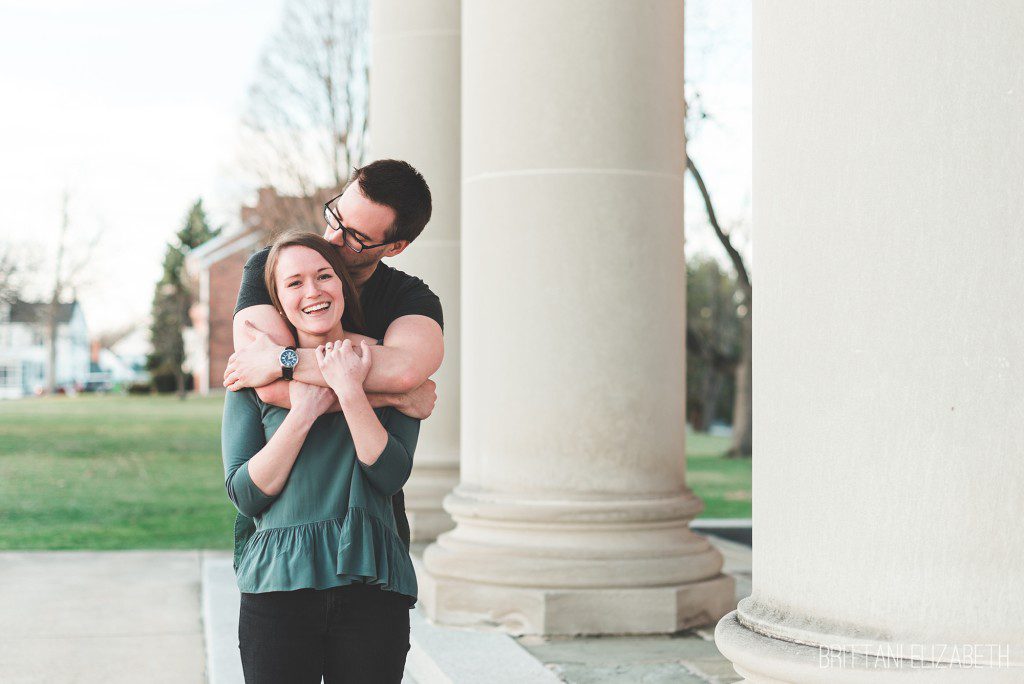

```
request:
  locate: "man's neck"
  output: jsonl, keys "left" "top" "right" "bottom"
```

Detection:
{"left": 348, "top": 261, "right": 381, "bottom": 292}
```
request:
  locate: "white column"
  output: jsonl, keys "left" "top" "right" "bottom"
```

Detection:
{"left": 369, "top": 0, "right": 460, "bottom": 541}
{"left": 716, "top": 2, "right": 1024, "bottom": 681}
{"left": 419, "top": 0, "right": 735, "bottom": 635}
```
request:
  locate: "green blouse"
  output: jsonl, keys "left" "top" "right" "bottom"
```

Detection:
{"left": 221, "top": 388, "right": 419, "bottom": 606}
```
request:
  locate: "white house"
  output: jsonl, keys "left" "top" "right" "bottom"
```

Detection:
{"left": 98, "top": 327, "right": 150, "bottom": 386}
{"left": 85, "top": 327, "right": 150, "bottom": 391}
{"left": 0, "top": 299, "right": 90, "bottom": 398}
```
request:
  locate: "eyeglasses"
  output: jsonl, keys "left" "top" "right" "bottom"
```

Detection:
{"left": 323, "top": 194, "right": 395, "bottom": 253}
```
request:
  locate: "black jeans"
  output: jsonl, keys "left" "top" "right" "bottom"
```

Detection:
{"left": 238, "top": 583, "right": 411, "bottom": 683}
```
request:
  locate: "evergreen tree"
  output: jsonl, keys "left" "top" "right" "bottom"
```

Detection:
{"left": 147, "top": 200, "right": 220, "bottom": 396}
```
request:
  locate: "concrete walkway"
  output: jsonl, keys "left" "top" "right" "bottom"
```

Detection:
{"left": 0, "top": 535, "right": 750, "bottom": 683}
{"left": 0, "top": 550, "right": 207, "bottom": 683}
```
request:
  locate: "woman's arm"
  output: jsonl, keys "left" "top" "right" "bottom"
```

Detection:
{"left": 221, "top": 385, "right": 334, "bottom": 516}
{"left": 337, "top": 389, "right": 419, "bottom": 496}
{"left": 335, "top": 385, "right": 388, "bottom": 466}
{"left": 221, "top": 389, "right": 278, "bottom": 518}
{"left": 243, "top": 409, "right": 317, "bottom": 498}
{"left": 317, "top": 339, "right": 419, "bottom": 495}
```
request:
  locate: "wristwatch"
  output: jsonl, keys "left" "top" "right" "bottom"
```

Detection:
{"left": 280, "top": 346, "right": 299, "bottom": 380}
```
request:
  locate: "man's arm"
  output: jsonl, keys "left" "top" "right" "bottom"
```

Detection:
{"left": 355, "top": 314, "right": 444, "bottom": 394}
{"left": 228, "top": 305, "right": 442, "bottom": 413}
{"left": 227, "top": 307, "right": 444, "bottom": 396}
{"left": 229, "top": 305, "right": 298, "bottom": 407}
{"left": 251, "top": 376, "right": 437, "bottom": 419}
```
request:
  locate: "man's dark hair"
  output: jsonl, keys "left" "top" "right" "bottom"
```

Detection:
{"left": 349, "top": 159, "right": 432, "bottom": 244}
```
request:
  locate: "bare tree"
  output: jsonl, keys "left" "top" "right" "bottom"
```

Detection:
{"left": 685, "top": 155, "right": 752, "bottom": 459}
{"left": 45, "top": 190, "right": 101, "bottom": 394}
{"left": 239, "top": 0, "right": 370, "bottom": 209}
{"left": 0, "top": 242, "right": 24, "bottom": 305}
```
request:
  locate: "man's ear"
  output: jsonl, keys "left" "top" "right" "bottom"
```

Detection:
{"left": 383, "top": 240, "right": 410, "bottom": 258}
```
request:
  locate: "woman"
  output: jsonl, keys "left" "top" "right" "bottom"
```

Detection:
{"left": 221, "top": 230, "right": 418, "bottom": 683}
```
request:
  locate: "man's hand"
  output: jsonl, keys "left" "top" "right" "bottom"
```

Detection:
{"left": 224, "top": 320, "right": 284, "bottom": 391}
{"left": 393, "top": 379, "right": 437, "bottom": 420}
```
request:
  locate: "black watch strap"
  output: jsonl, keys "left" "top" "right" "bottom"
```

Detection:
{"left": 282, "top": 345, "right": 296, "bottom": 381}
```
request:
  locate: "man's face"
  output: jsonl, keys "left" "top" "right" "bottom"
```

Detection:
{"left": 323, "top": 181, "right": 399, "bottom": 272}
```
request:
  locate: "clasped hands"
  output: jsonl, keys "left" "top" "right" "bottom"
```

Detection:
{"left": 315, "top": 338, "right": 371, "bottom": 403}
{"left": 287, "top": 339, "right": 370, "bottom": 419}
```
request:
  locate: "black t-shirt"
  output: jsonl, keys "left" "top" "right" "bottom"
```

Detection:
{"left": 233, "top": 246, "right": 444, "bottom": 337}
{"left": 232, "top": 246, "right": 443, "bottom": 552}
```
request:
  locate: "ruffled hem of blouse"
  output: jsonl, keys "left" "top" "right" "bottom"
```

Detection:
{"left": 235, "top": 507, "right": 417, "bottom": 604}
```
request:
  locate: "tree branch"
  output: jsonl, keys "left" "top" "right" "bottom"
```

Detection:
{"left": 686, "top": 154, "right": 752, "bottom": 304}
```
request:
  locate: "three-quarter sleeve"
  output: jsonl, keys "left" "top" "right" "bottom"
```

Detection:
{"left": 222, "top": 388, "right": 278, "bottom": 517}
{"left": 358, "top": 408, "right": 420, "bottom": 496}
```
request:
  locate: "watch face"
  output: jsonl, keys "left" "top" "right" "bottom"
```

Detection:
{"left": 280, "top": 349, "right": 299, "bottom": 368}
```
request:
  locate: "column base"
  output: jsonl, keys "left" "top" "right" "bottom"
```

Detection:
{"left": 407, "top": 509, "right": 456, "bottom": 542}
{"left": 417, "top": 486, "right": 735, "bottom": 635}
{"left": 404, "top": 461, "right": 459, "bottom": 543}
{"left": 715, "top": 611, "right": 1023, "bottom": 684}
{"left": 418, "top": 568, "right": 735, "bottom": 636}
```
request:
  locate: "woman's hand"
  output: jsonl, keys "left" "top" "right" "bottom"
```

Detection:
{"left": 287, "top": 380, "right": 336, "bottom": 421}
{"left": 316, "top": 339, "right": 372, "bottom": 401}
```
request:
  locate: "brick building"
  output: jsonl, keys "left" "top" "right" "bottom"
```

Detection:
{"left": 186, "top": 186, "right": 338, "bottom": 394}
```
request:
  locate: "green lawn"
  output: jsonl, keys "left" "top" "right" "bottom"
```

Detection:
{"left": 0, "top": 395, "right": 750, "bottom": 549}
{"left": 0, "top": 395, "right": 230, "bottom": 550}
{"left": 685, "top": 431, "right": 753, "bottom": 519}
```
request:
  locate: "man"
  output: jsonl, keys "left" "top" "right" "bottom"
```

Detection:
{"left": 223, "top": 159, "right": 444, "bottom": 555}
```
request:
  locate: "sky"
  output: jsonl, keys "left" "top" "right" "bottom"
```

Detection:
{"left": 0, "top": 0, "right": 751, "bottom": 339}
{"left": 0, "top": 0, "right": 286, "bottom": 335}
{"left": 684, "top": 0, "right": 753, "bottom": 269}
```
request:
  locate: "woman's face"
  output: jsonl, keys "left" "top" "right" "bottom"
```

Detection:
{"left": 273, "top": 245, "right": 345, "bottom": 335}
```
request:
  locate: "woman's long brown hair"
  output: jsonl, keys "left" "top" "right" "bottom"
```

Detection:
{"left": 263, "top": 230, "right": 365, "bottom": 338}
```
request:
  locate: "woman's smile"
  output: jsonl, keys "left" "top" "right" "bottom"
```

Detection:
{"left": 301, "top": 300, "right": 332, "bottom": 316}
